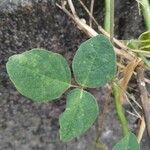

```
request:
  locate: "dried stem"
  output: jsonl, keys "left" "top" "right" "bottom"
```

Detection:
{"left": 137, "top": 116, "right": 146, "bottom": 143}
{"left": 57, "top": 1, "right": 136, "bottom": 61}
{"left": 137, "top": 67, "right": 150, "bottom": 139}
{"left": 67, "top": 0, "right": 77, "bottom": 16}
{"left": 89, "top": 0, "right": 95, "bottom": 27}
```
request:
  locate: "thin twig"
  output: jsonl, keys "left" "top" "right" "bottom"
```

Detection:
{"left": 67, "top": 0, "right": 77, "bottom": 17}
{"left": 125, "top": 93, "right": 142, "bottom": 118}
{"left": 145, "top": 78, "right": 150, "bottom": 84}
{"left": 89, "top": 0, "right": 95, "bottom": 27}
{"left": 127, "top": 94, "right": 142, "bottom": 110}
{"left": 56, "top": 3, "right": 98, "bottom": 37}
{"left": 137, "top": 67, "right": 150, "bottom": 139}
{"left": 78, "top": 0, "right": 129, "bottom": 50}
{"left": 119, "top": 58, "right": 141, "bottom": 104}
{"left": 78, "top": 0, "right": 99, "bottom": 26}
{"left": 126, "top": 110, "right": 140, "bottom": 118}
{"left": 60, "top": 0, "right": 135, "bottom": 61}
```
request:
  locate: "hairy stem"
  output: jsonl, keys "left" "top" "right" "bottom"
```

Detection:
{"left": 112, "top": 82, "right": 129, "bottom": 136}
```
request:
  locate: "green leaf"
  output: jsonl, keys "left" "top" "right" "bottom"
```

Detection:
{"left": 139, "top": 30, "right": 150, "bottom": 41}
{"left": 140, "top": 45, "right": 150, "bottom": 51}
{"left": 113, "top": 132, "right": 140, "bottom": 150}
{"left": 59, "top": 88, "right": 99, "bottom": 141}
{"left": 139, "top": 30, "right": 150, "bottom": 51}
{"left": 72, "top": 34, "right": 116, "bottom": 88}
{"left": 127, "top": 31, "right": 150, "bottom": 51}
{"left": 6, "top": 48, "right": 71, "bottom": 102}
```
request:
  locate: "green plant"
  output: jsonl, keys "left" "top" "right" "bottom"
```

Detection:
{"left": 128, "top": 30, "right": 150, "bottom": 51}
{"left": 55, "top": 0, "right": 147, "bottom": 148}
{"left": 127, "top": 30, "right": 150, "bottom": 68}
{"left": 138, "top": 0, "right": 150, "bottom": 30}
{"left": 112, "top": 82, "right": 129, "bottom": 136}
{"left": 6, "top": 34, "right": 116, "bottom": 142}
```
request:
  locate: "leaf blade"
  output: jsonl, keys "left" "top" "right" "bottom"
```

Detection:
{"left": 139, "top": 30, "right": 150, "bottom": 51}
{"left": 113, "top": 132, "right": 140, "bottom": 150}
{"left": 59, "top": 88, "right": 99, "bottom": 141}
{"left": 6, "top": 48, "right": 71, "bottom": 102}
{"left": 72, "top": 34, "right": 116, "bottom": 88}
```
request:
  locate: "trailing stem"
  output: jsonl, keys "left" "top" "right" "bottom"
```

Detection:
{"left": 112, "top": 82, "right": 129, "bottom": 136}
{"left": 104, "top": 0, "right": 129, "bottom": 136}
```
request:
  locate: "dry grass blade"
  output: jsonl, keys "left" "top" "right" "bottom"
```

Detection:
{"left": 137, "top": 67, "right": 150, "bottom": 139}
{"left": 126, "top": 110, "right": 140, "bottom": 118}
{"left": 125, "top": 95, "right": 142, "bottom": 118}
{"left": 137, "top": 116, "right": 146, "bottom": 143}
{"left": 56, "top": 3, "right": 98, "bottom": 37}
{"left": 145, "top": 78, "right": 150, "bottom": 84}
{"left": 89, "top": 0, "right": 95, "bottom": 27}
{"left": 119, "top": 59, "right": 141, "bottom": 104}
{"left": 67, "top": 0, "right": 77, "bottom": 16}
{"left": 127, "top": 94, "right": 142, "bottom": 110}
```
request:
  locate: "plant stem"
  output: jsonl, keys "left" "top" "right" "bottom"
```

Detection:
{"left": 104, "top": 0, "right": 129, "bottom": 136}
{"left": 110, "top": 0, "right": 114, "bottom": 43}
{"left": 140, "top": 0, "right": 150, "bottom": 30}
{"left": 104, "top": 0, "right": 111, "bottom": 33}
{"left": 112, "top": 82, "right": 129, "bottom": 136}
{"left": 104, "top": 0, "right": 114, "bottom": 43}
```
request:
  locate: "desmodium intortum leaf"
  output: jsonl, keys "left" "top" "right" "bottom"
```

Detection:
{"left": 139, "top": 30, "right": 150, "bottom": 51}
{"left": 6, "top": 48, "right": 71, "bottom": 102}
{"left": 113, "top": 132, "right": 140, "bottom": 150}
{"left": 72, "top": 34, "right": 116, "bottom": 88}
{"left": 59, "top": 88, "right": 99, "bottom": 141}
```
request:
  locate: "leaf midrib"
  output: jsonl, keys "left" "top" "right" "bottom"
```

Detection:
{"left": 10, "top": 62, "right": 70, "bottom": 86}
{"left": 62, "top": 90, "right": 84, "bottom": 139}
{"left": 82, "top": 44, "right": 99, "bottom": 86}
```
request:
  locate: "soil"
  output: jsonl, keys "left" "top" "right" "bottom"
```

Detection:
{"left": 0, "top": 0, "right": 149, "bottom": 150}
